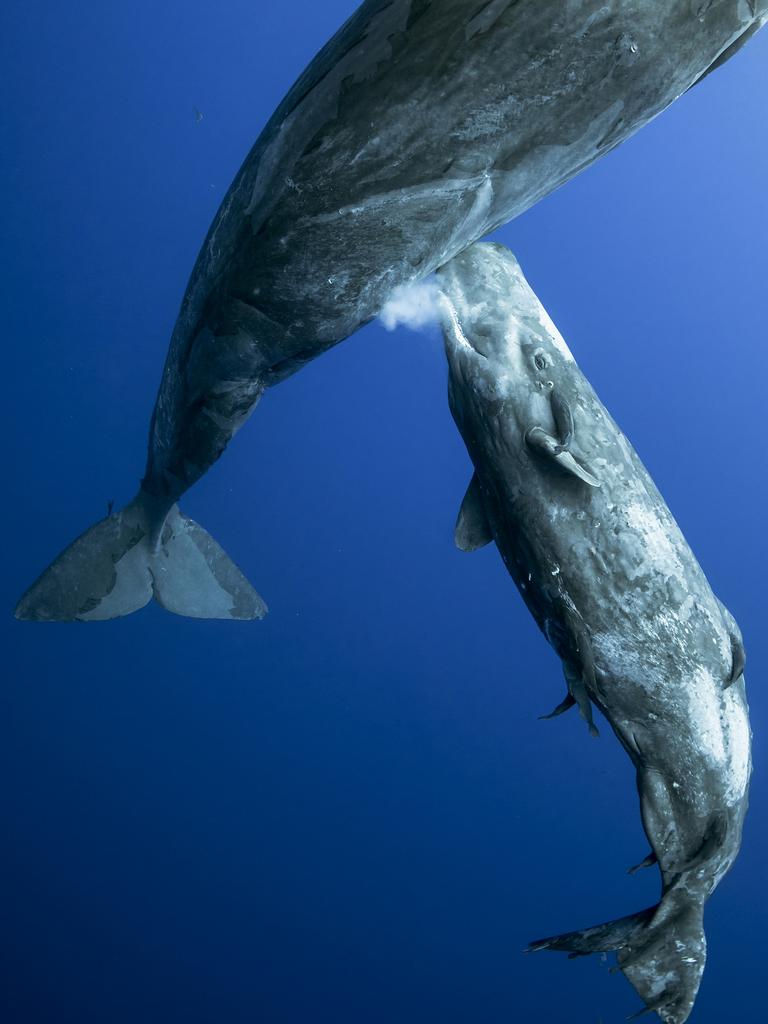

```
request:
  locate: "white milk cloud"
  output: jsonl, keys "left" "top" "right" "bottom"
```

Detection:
{"left": 378, "top": 279, "right": 443, "bottom": 332}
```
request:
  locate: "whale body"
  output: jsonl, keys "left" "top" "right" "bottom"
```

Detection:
{"left": 438, "top": 242, "right": 751, "bottom": 1024}
{"left": 16, "top": 0, "right": 767, "bottom": 620}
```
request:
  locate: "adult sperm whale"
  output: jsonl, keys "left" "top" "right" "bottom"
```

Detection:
{"left": 16, "top": 0, "right": 767, "bottom": 620}
{"left": 437, "top": 242, "right": 751, "bottom": 1023}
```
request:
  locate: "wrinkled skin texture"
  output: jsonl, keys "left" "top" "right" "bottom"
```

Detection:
{"left": 438, "top": 243, "right": 751, "bottom": 1024}
{"left": 143, "top": 0, "right": 767, "bottom": 506}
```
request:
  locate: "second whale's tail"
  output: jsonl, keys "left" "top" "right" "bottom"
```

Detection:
{"left": 527, "top": 895, "right": 706, "bottom": 1024}
{"left": 14, "top": 492, "right": 266, "bottom": 622}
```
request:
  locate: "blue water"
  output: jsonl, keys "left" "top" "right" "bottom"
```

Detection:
{"left": 3, "top": 3, "right": 767, "bottom": 1022}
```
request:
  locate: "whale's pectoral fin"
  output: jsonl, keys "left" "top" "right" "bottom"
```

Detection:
{"left": 727, "top": 631, "right": 746, "bottom": 688}
{"left": 564, "top": 662, "right": 599, "bottom": 738}
{"left": 525, "top": 427, "right": 600, "bottom": 488}
{"left": 626, "top": 998, "right": 670, "bottom": 1021}
{"left": 627, "top": 851, "right": 658, "bottom": 876}
{"left": 717, "top": 599, "right": 746, "bottom": 687}
{"left": 15, "top": 494, "right": 267, "bottom": 622}
{"left": 454, "top": 472, "right": 493, "bottom": 552}
{"left": 539, "top": 692, "right": 577, "bottom": 721}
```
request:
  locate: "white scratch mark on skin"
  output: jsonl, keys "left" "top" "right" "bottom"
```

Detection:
{"left": 440, "top": 295, "right": 475, "bottom": 354}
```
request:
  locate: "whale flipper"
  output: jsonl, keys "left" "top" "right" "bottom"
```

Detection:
{"left": 627, "top": 851, "right": 658, "bottom": 875}
{"left": 564, "top": 661, "right": 599, "bottom": 738}
{"left": 525, "top": 427, "right": 600, "bottom": 488}
{"left": 15, "top": 496, "right": 266, "bottom": 622}
{"left": 455, "top": 472, "right": 493, "bottom": 552}
{"left": 717, "top": 599, "right": 746, "bottom": 687}
{"left": 528, "top": 898, "right": 706, "bottom": 1024}
{"left": 539, "top": 692, "right": 576, "bottom": 720}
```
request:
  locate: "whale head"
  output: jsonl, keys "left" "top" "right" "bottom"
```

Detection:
{"left": 437, "top": 243, "right": 600, "bottom": 490}
{"left": 436, "top": 243, "right": 577, "bottom": 410}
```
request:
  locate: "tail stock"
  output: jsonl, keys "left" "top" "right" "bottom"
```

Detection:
{"left": 527, "top": 894, "right": 706, "bottom": 1024}
{"left": 15, "top": 492, "right": 266, "bottom": 622}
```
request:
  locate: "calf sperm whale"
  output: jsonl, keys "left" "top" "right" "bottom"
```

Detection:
{"left": 15, "top": 0, "right": 767, "bottom": 620}
{"left": 438, "top": 242, "right": 751, "bottom": 1024}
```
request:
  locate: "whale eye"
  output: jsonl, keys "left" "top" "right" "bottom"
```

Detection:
{"left": 534, "top": 354, "right": 547, "bottom": 371}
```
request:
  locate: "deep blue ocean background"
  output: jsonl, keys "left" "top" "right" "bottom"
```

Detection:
{"left": 3, "top": 3, "right": 767, "bottom": 1022}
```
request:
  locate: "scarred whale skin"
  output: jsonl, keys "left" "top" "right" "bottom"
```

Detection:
{"left": 438, "top": 242, "right": 751, "bottom": 1024}
{"left": 16, "top": 0, "right": 767, "bottom": 620}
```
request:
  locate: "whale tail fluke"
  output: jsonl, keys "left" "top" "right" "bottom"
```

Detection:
{"left": 14, "top": 495, "right": 266, "bottom": 622}
{"left": 527, "top": 897, "right": 706, "bottom": 1024}
{"left": 150, "top": 507, "right": 267, "bottom": 620}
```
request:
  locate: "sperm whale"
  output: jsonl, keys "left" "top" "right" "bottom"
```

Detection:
{"left": 438, "top": 242, "right": 751, "bottom": 1024}
{"left": 16, "top": 0, "right": 767, "bottom": 620}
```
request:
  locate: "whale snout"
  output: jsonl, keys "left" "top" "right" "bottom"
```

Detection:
{"left": 437, "top": 243, "right": 559, "bottom": 372}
